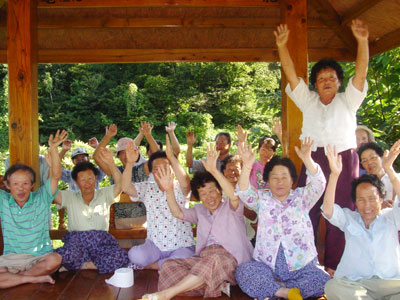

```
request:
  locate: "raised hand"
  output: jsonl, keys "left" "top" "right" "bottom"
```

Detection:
{"left": 49, "top": 130, "right": 68, "bottom": 149}
{"left": 351, "top": 19, "right": 369, "bottom": 42}
{"left": 325, "top": 145, "right": 342, "bottom": 177}
{"left": 154, "top": 164, "right": 175, "bottom": 192}
{"left": 125, "top": 141, "right": 139, "bottom": 164}
{"left": 201, "top": 144, "right": 220, "bottom": 174}
{"left": 294, "top": 137, "right": 314, "bottom": 162}
{"left": 238, "top": 142, "right": 256, "bottom": 169}
{"left": 274, "top": 24, "right": 289, "bottom": 47}
{"left": 88, "top": 137, "right": 99, "bottom": 149}
{"left": 236, "top": 125, "right": 247, "bottom": 143}
{"left": 272, "top": 118, "right": 282, "bottom": 142}
{"left": 382, "top": 139, "right": 400, "bottom": 172}
{"left": 165, "top": 122, "right": 177, "bottom": 133}
{"left": 105, "top": 124, "right": 118, "bottom": 138}
{"left": 140, "top": 121, "right": 153, "bottom": 136}
{"left": 97, "top": 147, "right": 115, "bottom": 166}
{"left": 62, "top": 140, "right": 72, "bottom": 151}
{"left": 186, "top": 131, "right": 197, "bottom": 146}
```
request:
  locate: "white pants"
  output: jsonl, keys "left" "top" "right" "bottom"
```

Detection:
{"left": 325, "top": 277, "right": 400, "bottom": 300}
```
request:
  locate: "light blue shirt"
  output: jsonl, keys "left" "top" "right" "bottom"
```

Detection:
{"left": 324, "top": 201, "right": 400, "bottom": 281}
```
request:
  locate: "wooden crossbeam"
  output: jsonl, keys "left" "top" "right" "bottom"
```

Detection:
{"left": 309, "top": 0, "right": 357, "bottom": 55}
{"left": 341, "top": 0, "right": 384, "bottom": 26}
{"left": 370, "top": 28, "right": 400, "bottom": 57}
{"left": 0, "top": 48, "right": 354, "bottom": 64}
{"left": 38, "top": 0, "right": 279, "bottom": 8}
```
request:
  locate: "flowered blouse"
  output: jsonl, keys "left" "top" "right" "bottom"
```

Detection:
{"left": 235, "top": 165, "right": 326, "bottom": 271}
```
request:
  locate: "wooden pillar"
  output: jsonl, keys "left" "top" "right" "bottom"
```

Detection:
{"left": 280, "top": 0, "right": 308, "bottom": 177}
{"left": 7, "top": 0, "right": 39, "bottom": 186}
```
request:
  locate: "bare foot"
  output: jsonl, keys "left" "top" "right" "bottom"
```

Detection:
{"left": 325, "top": 267, "right": 335, "bottom": 278}
{"left": 30, "top": 275, "right": 55, "bottom": 284}
{"left": 81, "top": 262, "right": 97, "bottom": 270}
{"left": 0, "top": 267, "right": 8, "bottom": 273}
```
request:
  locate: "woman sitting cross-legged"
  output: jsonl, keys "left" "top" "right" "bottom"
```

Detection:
{"left": 142, "top": 137, "right": 253, "bottom": 300}
{"left": 323, "top": 140, "right": 400, "bottom": 300}
{"left": 235, "top": 138, "right": 330, "bottom": 300}
{"left": 54, "top": 147, "right": 129, "bottom": 273}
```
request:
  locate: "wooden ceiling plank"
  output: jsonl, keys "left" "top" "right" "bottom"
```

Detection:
{"left": 341, "top": 0, "right": 384, "bottom": 26}
{"left": 37, "top": 0, "right": 279, "bottom": 8}
{"left": 370, "top": 28, "right": 400, "bottom": 57}
{"left": 309, "top": 0, "right": 357, "bottom": 54}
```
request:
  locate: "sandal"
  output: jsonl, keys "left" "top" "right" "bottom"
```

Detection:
{"left": 141, "top": 293, "right": 159, "bottom": 300}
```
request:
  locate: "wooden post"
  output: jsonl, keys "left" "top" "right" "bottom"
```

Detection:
{"left": 7, "top": 0, "right": 40, "bottom": 187}
{"left": 280, "top": 0, "right": 307, "bottom": 177}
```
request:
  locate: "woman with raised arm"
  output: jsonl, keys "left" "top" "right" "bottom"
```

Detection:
{"left": 142, "top": 139, "right": 253, "bottom": 300}
{"left": 323, "top": 140, "right": 400, "bottom": 300}
{"left": 235, "top": 138, "right": 330, "bottom": 300}
{"left": 275, "top": 19, "right": 369, "bottom": 275}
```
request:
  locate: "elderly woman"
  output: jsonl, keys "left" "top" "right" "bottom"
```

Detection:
{"left": 358, "top": 142, "right": 400, "bottom": 207}
{"left": 54, "top": 147, "right": 129, "bottom": 273}
{"left": 275, "top": 19, "right": 369, "bottom": 274}
{"left": 356, "top": 125, "right": 375, "bottom": 150}
{"left": 142, "top": 139, "right": 253, "bottom": 300}
{"left": 235, "top": 138, "right": 330, "bottom": 300}
{"left": 322, "top": 140, "right": 400, "bottom": 299}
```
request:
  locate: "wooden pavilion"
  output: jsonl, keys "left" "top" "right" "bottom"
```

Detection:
{"left": 0, "top": 0, "right": 400, "bottom": 299}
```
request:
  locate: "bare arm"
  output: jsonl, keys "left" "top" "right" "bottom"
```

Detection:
{"left": 322, "top": 145, "right": 342, "bottom": 219}
{"left": 166, "top": 122, "right": 181, "bottom": 157}
{"left": 93, "top": 124, "right": 118, "bottom": 176}
{"left": 237, "top": 142, "right": 257, "bottom": 191}
{"left": 201, "top": 144, "right": 239, "bottom": 210}
{"left": 274, "top": 24, "right": 300, "bottom": 90}
{"left": 59, "top": 140, "right": 71, "bottom": 160}
{"left": 165, "top": 134, "right": 190, "bottom": 196}
{"left": 294, "top": 137, "right": 318, "bottom": 175}
{"left": 382, "top": 139, "right": 400, "bottom": 200}
{"left": 98, "top": 147, "right": 122, "bottom": 198}
{"left": 121, "top": 141, "right": 139, "bottom": 197}
{"left": 133, "top": 131, "right": 144, "bottom": 147}
{"left": 351, "top": 19, "right": 369, "bottom": 91}
{"left": 185, "top": 131, "right": 197, "bottom": 168}
{"left": 154, "top": 164, "right": 185, "bottom": 220}
{"left": 141, "top": 121, "right": 160, "bottom": 154}
{"left": 48, "top": 130, "right": 68, "bottom": 196}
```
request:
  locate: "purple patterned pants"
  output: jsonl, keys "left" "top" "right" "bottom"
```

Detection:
{"left": 56, "top": 230, "right": 129, "bottom": 274}
{"left": 235, "top": 245, "right": 330, "bottom": 299}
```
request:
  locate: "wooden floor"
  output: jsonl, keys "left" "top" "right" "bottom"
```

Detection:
{"left": 0, "top": 269, "right": 327, "bottom": 300}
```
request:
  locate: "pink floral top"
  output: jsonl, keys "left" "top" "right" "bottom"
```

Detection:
{"left": 250, "top": 161, "right": 269, "bottom": 190}
{"left": 235, "top": 165, "right": 326, "bottom": 271}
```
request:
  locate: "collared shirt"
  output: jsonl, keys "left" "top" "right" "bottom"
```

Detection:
{"left": 285, "top": 77, "right": 368, "bottom": 152}
{"left": 0, "top": 179, "right": 57, "bottom": 256}
{"left": 182, "top": 198, "right": 253, "bottom": 265}
{"left": 323, "top": 202, "right": 400, "bottom": 281}
{"left": 60, "top": 185, "right": 117, "bottom": 231}
{"left": 61, "top": 167, "right": 106, "bottom": 191}
{"left": 235, "top": 166, "right": 326, "bottom": 270}
{"left": 250, "top": 161, "right": 269, "bottom": 190}
{"left": 130, "top": 181, "right": 194, "bottom": 251}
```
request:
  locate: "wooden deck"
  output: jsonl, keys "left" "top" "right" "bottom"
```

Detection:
{"left": 0, "top": 269, "right": 327, "bottom": 300}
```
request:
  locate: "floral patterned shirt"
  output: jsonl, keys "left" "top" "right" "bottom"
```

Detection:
{"left": 235, "top": 165, "right": 326, "bottom": 271}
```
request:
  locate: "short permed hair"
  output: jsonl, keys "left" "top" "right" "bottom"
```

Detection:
{"left": 4, "top": 164, "right": 36, "bottom": 184}
{"left": 258, "top": 136, "right": 278, "bottom": 151}
{"left": 310, "top": 58, "right": 344, "bottom": 87}
{"left": 263, "top": 156, "right": 297, "bottom": 183}
{"left": 147, "top": 151, "right": 168, "bottom": 173}
{"left": 351, "top": 174, "right": 385, "bottom": 203}
{"left": 358, "top": 142, "right": 384, "bottom": 159}
{"left": 220, "top": 155, "right": 242, "bottom": 173}
{"left": 190, "top": 171, "right": 222, "bottom": 201}
{"left": 71, "top": 162, "right": 99, "bottom": 181}
{"left": 215, "top": 132, "right": 231, "bottom": 145}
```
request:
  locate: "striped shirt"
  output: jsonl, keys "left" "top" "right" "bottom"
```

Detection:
{"left": 0, "top": 179, "right": 57, "bottom": 256}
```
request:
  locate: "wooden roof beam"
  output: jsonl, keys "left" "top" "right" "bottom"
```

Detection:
{"left": 341, "top": 0, "right": 384, "bottom": 26}
{"left": 37, "top": 0, "right": 279, "bottom": 8}
{"left": 309, "top": 0, "right": 357, "bottom": 55}
{"left": 370, "top": 28, "right": 400, "bottom": 57}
